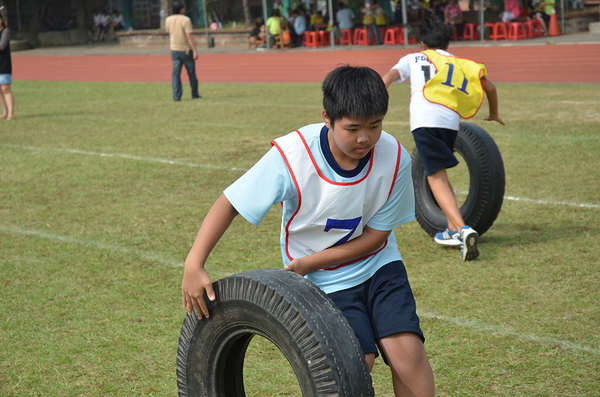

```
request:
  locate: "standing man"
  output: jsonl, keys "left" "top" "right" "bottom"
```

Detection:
{"left": 165, "top": 1, "right": 200, "bottom": 101}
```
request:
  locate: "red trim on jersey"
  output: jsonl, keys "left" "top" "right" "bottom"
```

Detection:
{"left": 296, "top": 130, "right": 374, "bottom": 186}
{"left": 421, "top": 51, "right": 486, "bottom": 120}
{"left": 272, "top": 140, "right": 301, "bottom": 261}
{"left": 323, "top": 240, "right": 389, "bottom": 271}
{"left": 388, "top": 138, "right": 401, "bottom": 199}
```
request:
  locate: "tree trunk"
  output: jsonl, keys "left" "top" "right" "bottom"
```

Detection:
{"left": 242, "top": 0, "right": 251, "bottom": 25}
{"left": 160, "top": 0, "right": 172, "bottom": 29}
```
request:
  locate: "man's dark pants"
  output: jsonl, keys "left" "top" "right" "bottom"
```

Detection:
{"left": 171, "top": 50, "right": 199, "bottom": 101}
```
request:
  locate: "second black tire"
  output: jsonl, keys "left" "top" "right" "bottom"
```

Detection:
{"left": 176, "top": 268, "right": 374, "bottom": 397}
{"left": 411, "top": 122, "right": 505, "bottom": 237}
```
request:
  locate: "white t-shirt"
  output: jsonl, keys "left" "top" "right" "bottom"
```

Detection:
{"left": 390, "top": 49, "right": 461, "bottom": 131}
{"left": 223, "top": 123, "right": 415, "bottom": 294}
{"left": 100, "top": 14, "right": 111, "bottom": 27}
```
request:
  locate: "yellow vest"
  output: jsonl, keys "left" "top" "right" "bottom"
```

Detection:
{"left": 422, "top": 50, "right": 487, "bottom": 119}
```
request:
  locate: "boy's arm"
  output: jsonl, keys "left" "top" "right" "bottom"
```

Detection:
{"left": 285, "top": 226, "right": 391, "bottom": 276}
{"left": 382, "top": 69, "right": 401, "bottom": 89}
{"left": 182, "top": 194, "right": 238, "bottom": 319}
{"left": 481, "top": 76, "right": 505, "bottom": 125}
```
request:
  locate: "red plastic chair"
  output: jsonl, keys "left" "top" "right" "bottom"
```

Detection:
{"left": 354, "top": 28, "right": 377, "bottom": 46}
{"left": 318, "top": 30, "right": 331, "bottom": 47}
{"left": 450, "top": 27, "right": 458, "bottom": 41}
{"left": 485, "top": 22, "right": 508, "bottom": 41}
{"left": 340, "top": 29, "right": 353, "bottom": 45}
{"left": 383, "top": 27, "right": 400, "bottom": 45}
{"left": 524, "top": 19, "right": 543, "bottom": 38}
{"left": 507, "top": 22, "right": 527, "bottom": 41}
{"left": 304, "top": 31, "right": 319, "bottom": 48}
{"left": 463, "top": 23, "right": 479, "bottom": 41}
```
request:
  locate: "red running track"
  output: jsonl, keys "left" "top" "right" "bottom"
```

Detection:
{"left": 13, "top": 44, "right": 600, "bottom": 83}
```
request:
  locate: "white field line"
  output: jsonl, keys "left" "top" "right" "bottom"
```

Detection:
{"left": 454, "top": 190, "right": 600, "bottom": 209}
{"left": 0, "top": 225, "right": 184, "bottom": 268}
{"left": 2, "top": 223, "right": 598, "bottom": 357}
{"left": 5, "top": 144, "right": 600, "bottom": 210}
{"left": 420, "top": 312, "right": 600, "bottom": 356}
{"left": 2, "top": 144, "right": 246, "bottom": 173}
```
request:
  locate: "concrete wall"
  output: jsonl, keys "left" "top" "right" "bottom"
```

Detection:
{"left": 564, "top": 11, "right": 600, "bottom": 33}
{"left": 117, "top": 29, "right": 252, "bottom": 47}
{"left": 37, "top": 29, "right": 90, "bottom": 47}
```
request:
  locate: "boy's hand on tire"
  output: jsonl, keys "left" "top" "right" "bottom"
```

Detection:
{"left": 182, "top": 267, "right": 215, "bottom": 319}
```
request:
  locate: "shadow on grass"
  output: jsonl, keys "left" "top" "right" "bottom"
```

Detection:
{"left": 484, "top": 222, "right": 598, "bottom": 247}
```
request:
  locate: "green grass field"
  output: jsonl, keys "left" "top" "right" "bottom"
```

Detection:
{"left": 1, "top": 80, "right": 599, "bottom": 396}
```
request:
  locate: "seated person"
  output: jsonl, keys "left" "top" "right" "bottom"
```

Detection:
{"left": 98, "top": 11, "right": 111, "bottom": 41}
{"left": 527, "top": 0, "right": 551, "bottom": 34}
{"left": 111, "top": 10, "right": 125, "bottom": 40}
{"left": 266, "top": 9, "right": 284, "bottom": 47}
{"left": 310, "top": 10, "right": 327, "bottom": 31}
{"left": 248, "top": 16, "right": 264, "bottom": 47}
{"left": 444, "top": 0, "right": 463, "bottom": 39}
{"left": 88, "top": 9, "right": 101, "bottom": 43}
{"left": 500, "top": 0, "right": 520, "bottom": 22}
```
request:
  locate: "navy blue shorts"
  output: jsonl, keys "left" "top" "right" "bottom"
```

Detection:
{"left": 412, "top": 127, "right": 459, "bottom": 176}
{"left": 328, "top": 261, "right": 424, "bottom": 364}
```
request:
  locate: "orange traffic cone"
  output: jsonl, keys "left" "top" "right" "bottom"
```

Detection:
{"left": 548, "top": 9, "right": 561, "bottom": 36}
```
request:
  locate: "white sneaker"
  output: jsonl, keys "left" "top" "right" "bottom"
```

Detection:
{"left": 460, "top": 226, "right": 479, "bottom": 261}
{"left": 434, "top": 228, "right": 462, "bottom": 246}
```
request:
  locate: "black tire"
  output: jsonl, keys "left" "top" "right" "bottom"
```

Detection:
{"left": 176, "top": 268, "right": 374, "bottom": 397}
{"left": 411, "top": 122, "right": 505, "bottom": 237}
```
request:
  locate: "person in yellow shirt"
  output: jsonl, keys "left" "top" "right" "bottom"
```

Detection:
{"left": 310, "top": 10, "right": 327, "bottom": 31}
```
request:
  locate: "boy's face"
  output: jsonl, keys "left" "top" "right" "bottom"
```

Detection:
{"left": 323, "top": 111, "right": 383, "bottom": 170}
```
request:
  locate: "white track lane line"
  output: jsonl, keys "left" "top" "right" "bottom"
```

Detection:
{"left": 4, "top": 144, "right": 599, "bottom": 210}
{"left": 1, "top": 224, "right": 598, "bottom": 357}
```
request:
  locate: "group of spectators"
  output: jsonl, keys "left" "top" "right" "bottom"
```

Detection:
{"left": 249, "top": 0, "right": 556, "bottom": 48}
{"left": 403, "top": 0, "right": 555, "bottom": 40}
{"left": 88, "top": 9, "right": 124, "bottom": 43}
{"left": 249, "top": 1, "right": 390, "bottom": 49}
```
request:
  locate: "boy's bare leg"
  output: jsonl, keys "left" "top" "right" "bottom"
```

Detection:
{"left": 427, "top": 168, "right": 464, "bottom": 232}
{"left": 1, "top": 85, "right": 14, "bottom": 119}
{"left": 365, "top": 353, "right": 376, "bottom": 372}
{"left": 379, "top": 333, "right": 435, "bottom": 397}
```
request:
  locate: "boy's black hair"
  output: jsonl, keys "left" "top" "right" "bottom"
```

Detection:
{"left": 172, "top": 1, "right": 186, "bottom": 14}
{"left": 322, "top": 65, "right": 388, "bottom": 126}
{"left": 420, "top": 16, "right": 453, "bottom": 50}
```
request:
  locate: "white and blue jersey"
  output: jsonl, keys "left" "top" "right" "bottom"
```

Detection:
{"left": 223, "top": 123, "right": 415, "bottom": 294}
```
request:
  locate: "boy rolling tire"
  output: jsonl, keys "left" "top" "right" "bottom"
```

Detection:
{"left": 176, "top": 268, "right": 374, "bottom": 397}
{"left": 411, "top": 122, "right": 505, "bottom": 237}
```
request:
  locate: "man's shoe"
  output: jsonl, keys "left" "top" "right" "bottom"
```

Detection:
{"left": 460, "top": 226, "right": 479, "bottom": 261}
{"left": 434, "top": 228, "right": 461, "bottom": 246}
{"left": 192, "top": 95, "right": 202, "bottom": 99}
